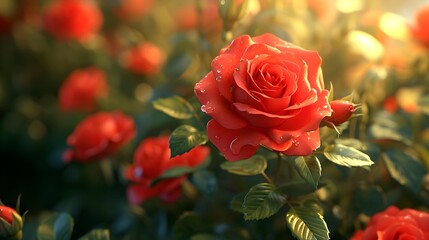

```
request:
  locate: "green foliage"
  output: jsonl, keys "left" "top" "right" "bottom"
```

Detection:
{"left": 242, "top": 183, "right": 286, "bottom": 220}
{"left": 292, "top": 156, "right": 321, "bottom": 190}
{"left": 286, "top": 199, "right": 329, "bottom": 240}
{"left": 37, "top": 213, "right": 74, "bottom": 240}
{"left": 354, "top": 185, "right": 385, "bottom": 216}
{"left": 169, "top": 125, "right": 208, "bottom": 157}
{"left": 220, "top": 155, "right": 267, "bottom": 176}
{"left": 382, "top": 149, "right": 426, "bottom": 194}
{"left": 173, "top": 212, "right": 212, "bottom": 240}
{"left": 230, "top": 192, "right": 247, "bottom": 213}
{"left": 418, "top": 95, "right": 429, "bottom": 115}
{"left": 192, "top": 170, "right": 218, "bottom": 196}
{"left": 78, "top": 229, "right": 110, "bottom": 240}
{"left": 323, "top": 144, "right": 373, "bottom": 168}
{"left": 152, "top": 96, "right": 195, "bottom": 120}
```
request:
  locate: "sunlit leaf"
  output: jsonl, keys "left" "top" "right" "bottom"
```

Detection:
{"left": 286, "top": 199, "right": 329, "bottom": 240}
{"left": 220, "top": 155, "right": 267, "bottom": 176}
{"left": 37, "top": 212, "right": 74, "bottom": 240}
{"left": 242, "top": 183, "right": 285, "bottom": 220}
{"left": 170, "top": 125, "right": 208, "bottom": 157}
{"left": 78, "top": 229, "right": 110, "bottom": 240}
{"left": 153, "top": 95, "right": 194, "bottom": 119}
{"left": 382, "top": 149, "right": 426, "bottom": 194}
{"left": 293, "top": 156, "right": 321, "bottom": 190}
{"left": 324, "top": 144, "right": 373, "bottom": 168}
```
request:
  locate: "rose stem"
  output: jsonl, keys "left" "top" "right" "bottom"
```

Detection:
{"left": 261, "top": 171, "right": 275, "bottom": 186}
{"left": 274, "top": 152, "right": 283, "bottom": 183}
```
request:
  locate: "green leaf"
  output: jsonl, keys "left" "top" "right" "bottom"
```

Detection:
{"left": 323, "top": 144, "right": 373, "bottom": 168}
{"left": 78, "top": 229, "right": 110, "bottom": 240}
{"left": 293, "top": 156, "right": 321, "bottom": 190}
{"left": 152, "top": 95, "right": 194, "bottom": 119}
{"left": 220, "top": 155, "right": 267, "bottom": 176}
{"left": 151, "top": 156, "right": 210, "bottom": 186}
{"left": 230, "top": 192, "right": 246, "bottom": 213}
{"left": 173, "top": 212, "right": 211, "bottom": 240}
{"left": 354, "top": 185, "right": 385, "bottom": 216}
{"left": 170, "top": 125, "right": 208, "bottom": 158}
{"left": 37, "top": 212, "right": 74, "bottom": 240}
{"left": 286, "top": 199, "right": 329, "bottom": 240}
{"left": 242, "top": 183, "right": 286, "bottom": 220}
{"left": 382, "top": 149, "right": 426, "bottom": 194}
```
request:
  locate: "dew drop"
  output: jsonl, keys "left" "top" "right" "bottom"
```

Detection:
{"left": 201, "top": 104, "right": 214, "bottom": 113}
{"left": 216, "top": 69, "right": 221, "bottom": 74}
{"left": 214, "top": 135, "right": 221, "bottom": 140}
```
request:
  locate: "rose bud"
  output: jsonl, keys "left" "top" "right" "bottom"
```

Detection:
{"left": 323, "top": 100, "right": 355, "bottom": 126}
{"left": 42, "top": 0, "right": 103, "bottom": 42}
{"left": 64, "top": 111, "right": 136, "bottom": 163}
{"left": 59, "top": 67, "right": 108, "bottom": 112}
{"left": 122, "top": 42, "right": 165, "bottom": 76}
{"left": 219, "top": 0, "right": 249, "bottom": 30}
{"left": 0, "top": 205, "right": 23, "bottom": 239}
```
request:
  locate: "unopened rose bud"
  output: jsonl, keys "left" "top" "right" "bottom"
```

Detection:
{"left": 0, "top": 205, "right": 23, "bottom": 240}
{"left": 324, "top": 100, "right": 355, "bottom": 126}
{"left": 219, "top": 0, "right": 249, "bottom": 31}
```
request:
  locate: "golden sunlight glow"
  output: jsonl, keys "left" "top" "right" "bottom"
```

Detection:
{"left": 346, "top": 30, "right": 384, "bottom": 62}
{"left": 379, "top": 12, "right": 411, "bottom": 41}
{"left": 336, "top": 0, "right": 364, "bottom": 13}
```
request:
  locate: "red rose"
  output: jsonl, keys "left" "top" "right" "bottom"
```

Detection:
{"left": 0, "top": 15, "right": 12, "bottom": 37}
{"left": 411, "top": 4, "right": 429, "bottom": 48}
{"left": 0, "top": 205, "right": 22, "bottom": 238}
{"left": 124, "top": 136, "right": 210, "bottom": 204}
{"left": 194, "top": 34, "right": 331, "bottom": 161}
{"left": 59, "top": 67, "right": 108, "bottom": 112}
{"left": 64, "top": 111, "right": 136, "bottom": 163}
{"left": 113, "top": 0, "right": 154, "bottom": 21}
{"left": 43, "top": 0, "right": 103, "bottom": 41}
{"left": 351, "top": 206, "right": 429, "bottom": 240}
{"left": 123, "top": 42, "right": 165, "bottom": 76}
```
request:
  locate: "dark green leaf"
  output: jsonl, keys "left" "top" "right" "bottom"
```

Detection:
{"left": 78, "top": 229, "right": 110, "bottom": 240}
{"left": 324, "top": 144, "right": 373, "bottom": 168}
{"left": 152, "top": 95, "right": 194, "bottom": 119}
{"left": 369, "top": 111, "right": 412, "bottom": 145}
{"left": 230, "top": 192, "right": 246, "bottom": 213}
{"left": 382, "top": 149, "right": 426, "bottom": 194}
{"left": 37, "top": 212, "right": 74, "bottom": 240}
{"left": 173, "top": 212, "right": 211, "bottom": 240}
{"left": 354, "top": 185, "right": 385, "bottom": 216}
{"left": 293, "top": 156, "right": 321, "bottom": 190}
{"left": 286, "top": 199, "right": 329, "bottom": 240}
{"left": 170, "top": 125, "right": 208, "bottom": 157}
{"left": 242, "top": 183, "right": 285, "bottom": 220}
{"left": 151, "top": 156, "right": 210, "bottom": 186}
{"left": 220, "top": 155, "right": 267, "bottom": 176}
{"left": 192, "top": 170, "right": 217, "bottom": 196}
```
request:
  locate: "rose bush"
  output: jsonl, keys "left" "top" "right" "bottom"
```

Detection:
{"left": 42, "top": 0, "right": 103, "bottom": 41}
{"left": 194, "top": 33, "right": 332, "bottom": 161}
{"left": 59, "top": 67, "right": 108, "bottom": 112}
{"left": 124, "top": 136, "right": 210, "bottom": 204}
{"left": 64, "top": 111, "right": 136, "bottom": 163}
{"left": 351, "top": 206, "right": 429, "bottom": 240}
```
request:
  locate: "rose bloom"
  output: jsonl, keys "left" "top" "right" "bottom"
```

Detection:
{"left": 124, "top": 136, "right": 210, "bottom": 204}
{"left": 194, "top": 33, "right": 331, "bottom": 161}
{"left": 42, "top": 0, "right": 103, "bottom": 41}
{"left": 410, "top": 4, "right": 429, "bottom": 48}
{"left": 123, "top": 42, "right": 165, "bottom": 76}
{"left": 59, "top": 67, "right": 108, "bottom": 112}
{"left": 351, "top": 206, "right": 429, "bottom": 240}
{"left": 64, "top": 111, "right": 136, "bottom": 163}
{"left": 113, "top": 0, "right": 154, "bottom": 21}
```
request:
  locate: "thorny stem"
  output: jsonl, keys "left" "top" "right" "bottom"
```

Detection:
{"left": 261, "top": 171, "right": 275, "bottom": 186}
{"left": 274, "top": 152, "right": 283, "bottom": 183}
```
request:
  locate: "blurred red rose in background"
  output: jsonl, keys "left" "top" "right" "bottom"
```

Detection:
{"left": 64, "top": 111, "right": 136, "bottom": 163}
{"left": 122, "top": 42, "right": 165, "bottom": 76}
{"left": 351, "top": 206, "right": 429, "bottom": 240}
{"left": 124, "top": 136, "right": 210, "bottom": 205}
{"left": 194, "top": 33, "right": 331, "bottom": 161}
{"left": 410, "top": 4, "right": 429, "bottom": 48}
{"left": 59, "top": 67, "right": 108, "bottom": 112}
{"left": 0, "top": 15, "right": 12, "bottom": 37}
{"left": 42, "top": 0, "right": 103, "bottom": 41}
{"left": 113, "top": 0, "right": 154, "bottom": 21}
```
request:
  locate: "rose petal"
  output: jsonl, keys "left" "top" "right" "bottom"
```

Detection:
{"left": 381, "top": 223, "right": 425, "bottom": 240}
{"left": 195, "top": 72, "right": 248, "bottom": 129}
{"left": 252, "top": 33, "right": 291, "bottom": 48}
{"left": 240, "top": 43, "right": 281, "bottom": 61}
{"left": 281, "top": 130, "right": 320, "bottom": 156}
{"left": 212, "top": 35, "right": 254, "bottom": 102}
